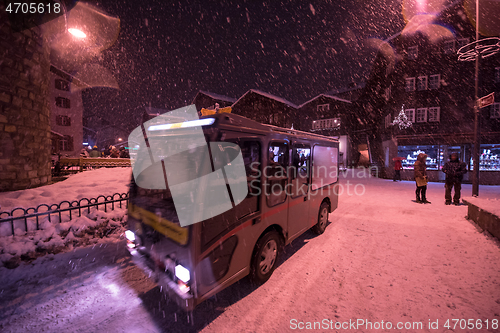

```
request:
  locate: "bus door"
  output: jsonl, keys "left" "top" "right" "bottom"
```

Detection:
{"left": 287, "top": 143, "right": 312, "bottom": 240}
{"left": 264, "top": 141, "right": 289, "bottom": 227}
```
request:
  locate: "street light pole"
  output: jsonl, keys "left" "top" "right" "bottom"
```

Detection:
{"left": 472, "top": 0, "right": 480, "bottom": 196}
{"left": 457, "top": 2, "right": 500, "bottom": 196}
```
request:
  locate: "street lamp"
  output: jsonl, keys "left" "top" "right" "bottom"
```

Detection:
{"left": 68, "top": 28, "right": 87, "bottom": 38}
{"left": 457, "top": 0, "right": 500, "bottom": 197}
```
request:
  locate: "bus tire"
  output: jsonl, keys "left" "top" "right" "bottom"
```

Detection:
{"left": 250, "top": 231, "right": 281, "bottom": 285}
{"left": 312, "top": 202, "right": 329, "bottom": 235}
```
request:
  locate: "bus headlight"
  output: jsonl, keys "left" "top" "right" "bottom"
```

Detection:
{"left": 175, "top": 264, "right": 190, "bottom": 283}
{"left": 125, "top": 230, "right": 136, "bottom": 242}
{"left": 125, "top": 230, "right": 136, "bottom": 248}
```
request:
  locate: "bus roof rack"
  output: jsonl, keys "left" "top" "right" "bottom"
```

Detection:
{"left": 202, "top": 112, "right": 339, "bottom": 142}
{"left": 262, "top": 123, "right": 339, "bottom": 142}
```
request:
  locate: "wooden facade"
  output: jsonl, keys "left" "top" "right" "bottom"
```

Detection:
{"left": 375, "top": 1, "right": 500, "bottom": 183}
{"left": 231, "top": 89, "right": 298, "bottom": 129}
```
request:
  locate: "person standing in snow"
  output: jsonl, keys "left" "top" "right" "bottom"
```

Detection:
{"left": 89, "top": 146, "right": 100, "bottom": 158}
{"left": 80, "top": 148, "right": 89, "bottom": 158}
{"left": 414, "top": 153, "right": 430, "bottom": 203}
{"left": 393, "top": 157, "right": 404, "bottom": 181}
{"left": 119, "top": 147, "right": 130, "bottom": 158}
{"left": 442, "top": 153, "right": 467, "bottom": 205}
{"left": 110, "top": 146, "right": 120, "bottom": 158}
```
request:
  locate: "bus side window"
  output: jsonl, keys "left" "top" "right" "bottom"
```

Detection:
{"left": 266, "top": 142, "right": 288, "bottom": 206}
{"left": 236, "top": 141, "right": 261, "bottom": 219}
{"left": 311, "top": 145, "right": 338, "bottom": 191}
{"left": 290, "top": 146, "right": 311, "bottom": 198}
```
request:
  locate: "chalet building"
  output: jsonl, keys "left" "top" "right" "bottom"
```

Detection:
{"left": 377, "top": 1, "right": 500, "bottom": 184}
{"left": 192, "top": 90, "right": 236, "bottom": 112}
{"left": 328, "top": 82, "right": 366, "bottom": 102}
{"left": 297, "top": 94, "right": 353, "bottom": 167}
{"left": 50, "top": 66, "right": 85, "bottom": 157}
{"left": 327, "top": 50, "right": 395, "bottom": 172}
{"left": 231, "top": 89, "right": 298, "bottom": 128}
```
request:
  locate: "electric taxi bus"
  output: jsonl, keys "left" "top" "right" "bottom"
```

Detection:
{"left": 126, "top": 111, "right": 339, "bottom": 311}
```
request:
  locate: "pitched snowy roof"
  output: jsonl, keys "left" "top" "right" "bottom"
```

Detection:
{"left": 50, "top": 130, "right": 64, "bottom": 137}
{"left": 233, "top": 89, "right": 298, "bottom": 108}
{"left": 298, "top": 93, "right": 351, "bottom": 109}
{"left": 144, "top": 106, "right": 164, "bottom": 116}
{"left": 196, "top": 90, "right": 237, "bottom": 103}
{"left": 327, "top": 82, "right": 366, "bottom": 95}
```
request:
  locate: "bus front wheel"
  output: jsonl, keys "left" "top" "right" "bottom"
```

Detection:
{"left": 250, "top": 231, "right": 281, "bottom": 285}
{"left": 312, "top": 202, "right": 329, "bottom": 235}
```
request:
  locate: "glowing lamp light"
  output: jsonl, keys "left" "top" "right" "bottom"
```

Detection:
{"left": 148, "top": 118, "right": 215, "bottom": 131}
{"left": 68, "top": 28, "right": 87, "bottom": 38}
{"left": 125, "top": 230, "right": 135, "bottom": 242}
{"left": 175, "top": 264, "right": 191, "bottom": 283}
{"left": 118, "top": 138, "right": 123, "bottom": 141}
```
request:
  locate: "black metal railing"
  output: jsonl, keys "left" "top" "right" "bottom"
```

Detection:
{"left": 0, "top": 192, "right": 129, "bottom": 236}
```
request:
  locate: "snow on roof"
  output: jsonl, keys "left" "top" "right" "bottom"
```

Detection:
{"left": 50, "top": 130, "right": 64, "bottom": 137}
{"left": 197, "top": 90, "right": 237, "bottom": 103}
{"left": 233, "top": 89, "right": 298, "bottom": 108}
{"left": 144, "top": 106, "right": 165, "bottom": 116}
{"left": 298, "top": 93, "right": 351, "bottom": 109}
{"left": 327, "top": 82, "right": 366, "bottom": 95}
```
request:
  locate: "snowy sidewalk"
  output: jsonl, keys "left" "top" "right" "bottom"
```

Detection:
{"left": 0, "top": 167, "right": 131, "bottom": 214}
{"left": 0, "top": 172, "right": 499, "bottom": 332}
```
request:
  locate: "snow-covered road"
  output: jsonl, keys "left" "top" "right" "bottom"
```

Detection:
{"left": 1, "top": 173, "right": 499, "bottom": 333}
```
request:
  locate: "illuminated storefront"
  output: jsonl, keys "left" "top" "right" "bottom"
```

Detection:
{"left": 397, "top": 144, "right": 500, "bottom": 171}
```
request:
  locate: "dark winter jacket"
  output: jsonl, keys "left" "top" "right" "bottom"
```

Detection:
{"left": 442, "top": 159, "right": 467, "bottom": 182}
{"left": 394, "top": 160, "right": 402, "bottom": 171}
{"left": 119, "top": 149, "right": 130, "bottom": 159}
{"left": 89, "top": 148, "right": 100, "bottom": 158}
{"left": 414, "top": 153, "right": 427, "bottom": 179}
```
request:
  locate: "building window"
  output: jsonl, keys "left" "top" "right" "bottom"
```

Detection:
{"left": 428, "top": 107, "right": 440, "bottom": 122}
{"left": 407, "top": 46, "right": 418, "bottom": 60}
{"left": 416, "top": 108, "right": 427, "bottom": 123}
{"left": 417, "top": 76, "right": 428, "bottom": 91}
{"left": 495, "top": 67, "right": 500, "bottom": 83}
{"left": 317, "top": 104, "right": 330, "bottom": 112}
{"left": 55, "top": 97, "right": 71, "bottom": 108}
{"left": 405, "top": 77, "right": 415, "bottom": 92}
{"left": 254, "top": 101, "right": 263, "bottom": 110}
{"left": 385, "top": 113, "right": 392, "bottom": 128}
{"left": 491, "top": 103, "right": 500, "bottom": 119}
{"left": 312, "top": 117, "right": 340, "bottom": 130}
{"left": 429, "top": 74, "right": 440, "bottom": 89}
{"left": 59, "top": 135, "right": 74, "bottom": 151}
{"left": 55, "top": 115, "right": 71, "bottom": 126}
{"left": 456, "top": 38, "right": 470, "bottom": 50}
{"left": 479, "top": 144, "right": 500, "bottom": 171}
{"left": 405, "top": 109, "right": 415, "bottom": 123}
{"left": 397, "top": 145, "right": 440, "bottom": 170}
{"left": 444, "top": 40, "right": 455, "bottom": 54}
{"left": 55, "top": 79, "right": 70, "bottom": 91}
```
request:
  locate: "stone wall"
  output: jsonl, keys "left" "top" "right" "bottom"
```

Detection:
{"left": 0, "top": 11, "right": 52, "bottom": 191}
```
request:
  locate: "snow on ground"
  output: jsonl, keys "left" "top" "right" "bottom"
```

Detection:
{"left": 463, "top": 196, "right": 500, "bottom": 217}
{"left": 0, "top": 207, "right": 128, "bottom": 268}
{"left": 0, "top": 167, "right": 131, "bottom": 237}
{"left": 0, "top": 167, "right": 131, "bottom": 213}
{"left": 0, "top": 171, "right": 499, "bottom": 332}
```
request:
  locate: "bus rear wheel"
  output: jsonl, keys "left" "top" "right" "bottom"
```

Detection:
{"left": 312, "top": 202, "right": 329, "bottom": 235}
{"left": 250, "top": 231, "right": 281, "bottom": 285}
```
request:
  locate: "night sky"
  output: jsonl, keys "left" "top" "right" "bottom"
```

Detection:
{"left": 82, "top": 0, "right": 407, "bottom": 129}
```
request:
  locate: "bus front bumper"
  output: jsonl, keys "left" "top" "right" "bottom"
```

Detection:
{"left": 128, "top": 246, "right": 195, "bottom": 311}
